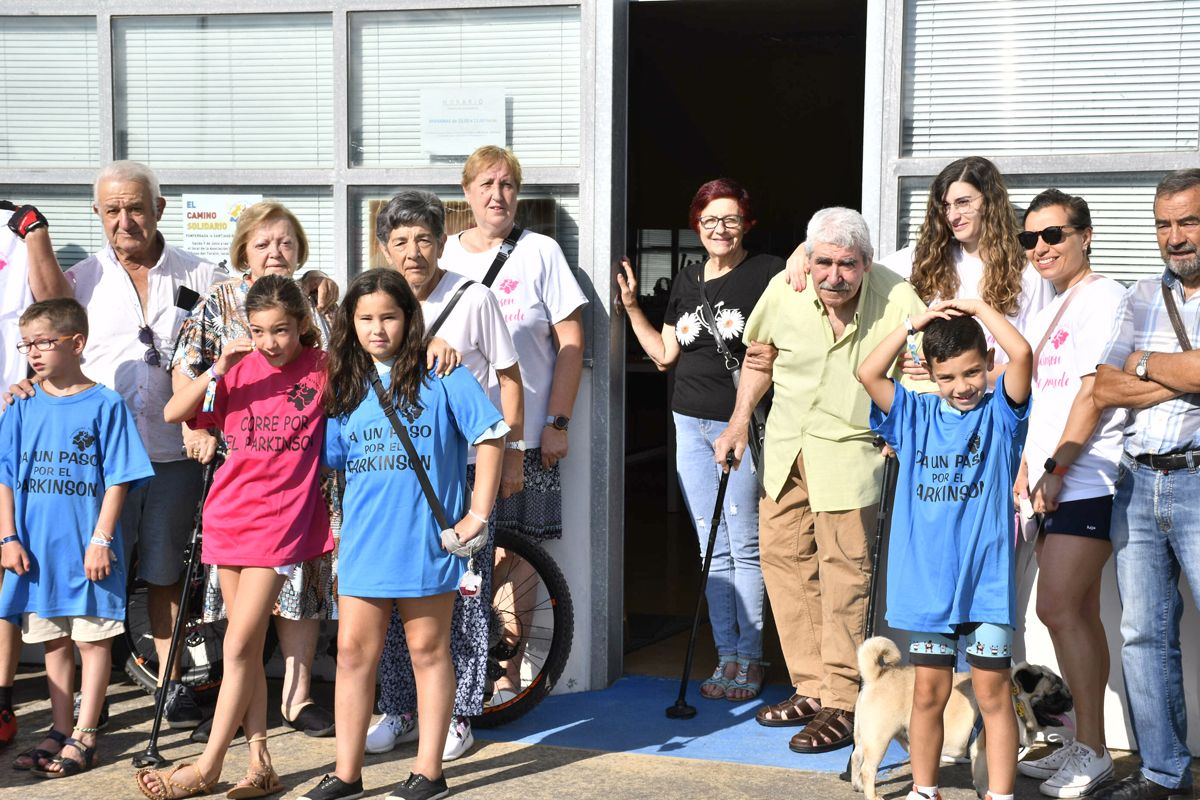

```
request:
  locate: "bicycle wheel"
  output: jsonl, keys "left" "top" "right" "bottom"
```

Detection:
{"left": 475, "top": 529, "right": 573, "bottom": 728}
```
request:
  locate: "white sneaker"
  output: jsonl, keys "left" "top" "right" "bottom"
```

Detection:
{"left": 365, "top": 713, "right": 418, "bottom": 754}
{"left": 1038, "top": 742, "right": 1114, "bottom": 798}
{"left": 442, "top": 716, "right": 474, "bottom": 761}
{"left": 1018, "top": 739, "right": 1078, "bottom": 779}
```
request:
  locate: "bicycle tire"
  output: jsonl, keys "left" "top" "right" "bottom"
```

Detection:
{"left": 474, "top": 529, "right": 573, "bottom": 729}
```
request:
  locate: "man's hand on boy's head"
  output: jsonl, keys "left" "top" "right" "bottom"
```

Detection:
{"left": 0, "top": 540, "right": 29, "bottom": 576}
{"left": 3, "top": 377, "right": 38, "bottom": 406}
{"left": 84, "top": 543, "right": 112, "bottom": 582}
{"left": 934, "top": 297, "right": 984, "bottom": 317}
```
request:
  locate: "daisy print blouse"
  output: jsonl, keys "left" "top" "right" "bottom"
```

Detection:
{"left": 663, "top": 253, "right": 783, "bottom": 420}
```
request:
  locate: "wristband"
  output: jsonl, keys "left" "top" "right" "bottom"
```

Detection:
{"left": 0, "top": 535, "right": 18, "bottom": 546}
{"left": 89, "top": 535, "right": 112, "bottom": 548}
{"left": 904, "top": 317, "right": 922, "bottom": 367}
{"left": 202, "top": 366, "right": 221, "bottom": 413}
{"left": 467, "top": 509, "right": 489, "bottom": 525}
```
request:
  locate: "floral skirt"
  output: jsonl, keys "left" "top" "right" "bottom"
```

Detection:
{"left": 494, "top": 448, "right": 563, "bottom": 541}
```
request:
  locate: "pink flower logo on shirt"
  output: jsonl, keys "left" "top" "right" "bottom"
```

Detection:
{"left": 0, "top": 257, "right": 7, "bottom": 272}
{"left": 498, "top": 278, "right": 520, "bottom": 294}
{"left": 1051, "top": 329, "right": 1069, "bottom": 349}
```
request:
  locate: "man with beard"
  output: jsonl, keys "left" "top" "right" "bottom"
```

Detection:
{"left": 1092, "top": 169, "right": 1200, "bottom": 800}
{"left": 713, "top": 207, "right": 931, "bottom": 755}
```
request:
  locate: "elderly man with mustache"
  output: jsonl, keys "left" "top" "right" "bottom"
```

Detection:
{"left": 714, "top": 207, "right": 932, "bottom": 755}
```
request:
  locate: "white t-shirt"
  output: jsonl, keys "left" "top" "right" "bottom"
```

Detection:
{"left": 879, "top": 244, "right": 1055, "bottom": 364}
{"left": 0, "top": 213, "right": 33, "bottom": 392}
{"left": 1021, "top": 275, "right": 1128, "bottom": 502}
{"left": 441, "top": 230, "right": 587, "bottom": 447}
{"left": 422, "top": 269, "right": 518, "bottom": 400}
{"left": 67, "top": 240, "right": 221, "bottom": 462}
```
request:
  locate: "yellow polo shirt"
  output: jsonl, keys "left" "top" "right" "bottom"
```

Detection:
{"left": 744, "top": 265, "right": 932, "bottom": 510}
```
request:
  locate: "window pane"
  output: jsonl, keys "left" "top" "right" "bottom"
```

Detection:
{"left": 350, "top": 7, "right": 581, "bottom": 167}
{"left": 897, "top": 174, "right": 1163, "bottom": 283}
{"left": 903, "top": 0, "right": 1200, "bottom": 156}
{"left": 0, "top": 187, "right": 102, "bottom": 270}
{"left": 114, "top": 15, "right": 333, "bottom": 167}
{"left": 352, "top": 186, "right": 579, "bottom": 278}
{"left": 0, "top": 18, "right": 98, "bottom": 167}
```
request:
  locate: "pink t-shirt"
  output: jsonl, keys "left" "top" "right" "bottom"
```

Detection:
{"left": 193, "top": 346, "right": 332, "bottom": 568}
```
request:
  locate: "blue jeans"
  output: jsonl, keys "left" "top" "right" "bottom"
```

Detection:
{"left": 672, "top": 412, "right": 764, "bottom": 659}
{"left": 1110, "top": 453, "right": 1200, "bottom": 791}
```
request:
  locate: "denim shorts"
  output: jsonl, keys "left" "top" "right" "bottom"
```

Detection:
{"left": 120, "top": 459, "right": 204, "bottom": 586}
{"left": 908, "top": 622, "right": 1013, "bottom": 669}
{"left": 1043, "top": 494, "right": 1113, "bottom": 541}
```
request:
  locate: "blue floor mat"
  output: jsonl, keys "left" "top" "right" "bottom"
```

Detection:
{"left": 476, "top": 675, "right": 910, "bottom": 773}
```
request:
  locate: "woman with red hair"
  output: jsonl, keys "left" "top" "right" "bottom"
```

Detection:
{"left": 618, "top": 178, "right": 782, "bottom": 701}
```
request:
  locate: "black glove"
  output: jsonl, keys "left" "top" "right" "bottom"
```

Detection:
{"left": 4, "top": 203, "right": 48, "bottom": 239}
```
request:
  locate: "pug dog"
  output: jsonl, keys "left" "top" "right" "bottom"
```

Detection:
{"left": 850, "top": 636, "right": 1074, "bottom": 800}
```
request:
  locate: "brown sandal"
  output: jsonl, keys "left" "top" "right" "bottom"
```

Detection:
{"left": 754, "top": 693, "right": 821, "bottom": 727}
{"left": 135, "top": 762, "right": 213, "bottom": 800}
{"left": 788, "top": 707, "right": 855, "bottom": 753}
{"left": 225, "top": 764, "right": 282, "bottom": 799}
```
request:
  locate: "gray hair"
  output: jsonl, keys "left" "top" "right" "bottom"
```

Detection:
{"left": 375, "top": 189, "right": 446, "bottom": 244}
{"left": 803, "top": 206, "right": 874, "bottom": 265}
{"left": 1156, "top": 168, "right": 1200, "bottom": 201}
{"left": 93, "top": 160, "right": 161, "bottom": 204}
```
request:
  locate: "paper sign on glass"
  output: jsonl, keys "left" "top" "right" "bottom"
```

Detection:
{"left": 181, "top": 194, "right": 263, "bottom": 266}
{"left": 420, "top": 87, "right": 506, "bottom": 158}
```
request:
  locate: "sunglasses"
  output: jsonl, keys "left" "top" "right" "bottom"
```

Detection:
{"left": 138, "top": 325, "right": 161, "bottom": 367}
{"left": 1018, "top": 226, "right": 1079, "bottom": 250}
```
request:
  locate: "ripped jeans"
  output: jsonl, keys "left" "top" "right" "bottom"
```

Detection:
{"left": 673, "top": 412, "right": 765, "bottom": 659}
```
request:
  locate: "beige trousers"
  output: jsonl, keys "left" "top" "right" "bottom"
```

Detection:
{"left": 758, "top": 453, "right": 876, "bottom": 711}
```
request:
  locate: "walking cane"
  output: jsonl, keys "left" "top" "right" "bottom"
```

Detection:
{"left": 667, "top": 451, "right": 737, "bottom": 720}
{"left": 132, "top": 450, "right": 223, "bottom": 768}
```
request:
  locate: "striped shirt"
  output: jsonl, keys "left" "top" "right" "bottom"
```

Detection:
{"left": 1100, "top": 269, "right": 1200, "bottom": 457}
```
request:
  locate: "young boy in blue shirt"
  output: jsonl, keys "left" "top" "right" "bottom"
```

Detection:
{"left": 0, "top": 298, "right": 153, "bottom": 778}
{"left": 858, "top": 298, "right": 1032, "bottom": 800}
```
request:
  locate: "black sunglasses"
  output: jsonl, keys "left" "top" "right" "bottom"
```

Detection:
{"left": 138, "top": 325, "right": 161, "bottom": 367}
{"left": 1018, "top": 226, "right": 1078, "bottom": 250}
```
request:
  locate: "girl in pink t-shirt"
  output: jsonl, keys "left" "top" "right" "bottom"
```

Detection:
{"left": 140, "top": 275, "right": 331, "bottom": 800}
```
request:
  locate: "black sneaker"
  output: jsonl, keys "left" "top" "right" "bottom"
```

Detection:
{"left": 1093, "top": 773, "right": 1193, "bottom": 800}
{"left": 72, "top": 691, "right": 109, "bottom": 730}
{"left": 299, "top": 774, "right": 364, "bottom": 800}
{"left": 387, "top": 772, "right": 449, "bottom": 800}
{"left": 163, "top": 681, "right": 203, "bottom": 729}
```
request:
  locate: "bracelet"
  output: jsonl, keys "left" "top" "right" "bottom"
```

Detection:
{"left": 0, "top": 535, "right": 17, "bottom": 546}
{"left": 74, "top": 726, "right": 99, "bottom": 734}
{"left": 202, "top": 366, "right": 221, "bottom": 413}
{"left": 89, "top": 536, "right": 112, "bottom": 548}
{"left": 467, "top": 509, "right": 489, "bottom": 525}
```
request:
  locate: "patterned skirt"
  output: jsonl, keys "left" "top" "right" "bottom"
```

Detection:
{"left": 493, "top": 448, "right": 563, "bottom": 541}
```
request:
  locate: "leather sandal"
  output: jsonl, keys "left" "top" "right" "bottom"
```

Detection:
{"left": 725, "top": 657, "right": 768, "bottom": 702}
{"left": 30, "top": 736, "right": 97, "bottom": 778}
{"left": 226, "top": 763, "right": 282, "bottom": 799}
{"left": 754, "top": 693, "right": 821, "bottom": 727}
{"left": 135, "top": 762, "right": 214, "bottom": 800}
{"left": 789, "top": 707, "right": 855, "bottom": 753}
{"left": 12, "top": 727, "right": 67, "bottom": 771}
{"left": 700, "top": 654, "right": 737, "bottom": 700}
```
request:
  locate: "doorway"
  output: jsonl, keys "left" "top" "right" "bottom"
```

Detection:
{"left": 621, "top": 0, "right": 869, "bottom": 680}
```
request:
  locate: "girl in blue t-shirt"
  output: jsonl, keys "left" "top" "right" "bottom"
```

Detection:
{"left": 303, "top": 269, "right": 506, "bottom": 800}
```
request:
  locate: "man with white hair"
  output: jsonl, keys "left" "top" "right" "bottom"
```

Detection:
{"left": 714, "top": 207, "right": 931, "bottom": 754}
{"left": 25, "top": 160, "right": 222, "bottom": 729}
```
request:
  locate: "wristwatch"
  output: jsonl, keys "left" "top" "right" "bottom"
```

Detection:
{"left": 545, "top": 414, "right": 570, "bottom": 431}
{"left": 1043, "top": 457, "right": 1069, "bottom": 477}
{"left": 1135, "top": 351, "right": 1152, "bottom": 381}
{"left": 505, "top": 440, "right": 527, "bottom": 451}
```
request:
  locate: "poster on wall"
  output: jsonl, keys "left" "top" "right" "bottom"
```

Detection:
{"left": 420, "top": 87, "right": 506, "bottom": 158}
{"left": 181, "top": 194, "right": 262, "bottom": 265}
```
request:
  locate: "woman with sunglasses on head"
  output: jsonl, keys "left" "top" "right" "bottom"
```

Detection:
{"left": 1011, "top": 190, "right": 1126, "bottom": 799}
{"left": 617, "top": 178, "right": 781, "bottom": 703}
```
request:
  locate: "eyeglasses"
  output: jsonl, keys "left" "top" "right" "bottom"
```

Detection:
{"left": 138, "top": 325, "right": 161, "bottom": 367}
{"left": 1018, "top": 226, "right": 1079, "bottom": 250}
{"left": 698, "top": 215, "right": 744, "bottom": 230}
{"left": 15, "top": 335, "right": 74, "bottom": 354}
{"left": 940, "top": 195, "right": 982, "bottom": 217}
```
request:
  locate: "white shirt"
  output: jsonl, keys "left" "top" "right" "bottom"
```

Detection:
{"left": 67, "top": 239, "right": 221, "bottom": 462}
{"left": 441, "top": 230, "right": 587, "bottom": 447}
{"left": 0, "top": 213, "right": 33, "bottom": 392}
{"left": 1022, "top": 276, "right": 1128, "bottom": 501}
{"left": 880, "top": 244, "right": 1055, "bottom": 364}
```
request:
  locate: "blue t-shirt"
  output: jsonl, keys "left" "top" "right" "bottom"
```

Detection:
{"left": 870, "top": 374, "right": 1029, "bottom": 633}
{"left": 323, "top": 366, "right": 503, "bottom": 598}
{"left": 0, "top": 385, "right": 154, "bottom": 620}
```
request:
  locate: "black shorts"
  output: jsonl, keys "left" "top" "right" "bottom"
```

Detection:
{"left": 1042, "top": 494, "right": 1113, "bottom": 541}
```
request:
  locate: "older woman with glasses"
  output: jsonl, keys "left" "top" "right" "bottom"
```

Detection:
{"left": 618, "top": 178, "right": 781, "bottom": 702}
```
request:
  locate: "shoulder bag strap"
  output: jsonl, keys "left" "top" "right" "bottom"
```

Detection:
{"left": 426, "top": 279, "right": 476, "bottom": 339}
{"left": 480, "top": 226, "right": 524, "bottom": 289}
{"left": 1031, "top": 273, "right": 1102, "bottom": 380}
{"left": 696, "top": 265, "right": 742, "bottom": 383}
{"left": 1160, "top": 279, "right": 1195, "bottom": 352}
{"left": 367, "top": 370, "right": 451, "bottom": 531}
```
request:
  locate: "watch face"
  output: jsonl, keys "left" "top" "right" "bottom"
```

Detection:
{"left": 554, "top": 415, "right": 569, "bottom": 430}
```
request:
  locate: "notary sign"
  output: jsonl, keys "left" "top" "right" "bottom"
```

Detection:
{"left": 181, "top": 194, "right": 263, "bottom": 264}
{"left": 420, "top": 87, "right": 506, "bottom": 157}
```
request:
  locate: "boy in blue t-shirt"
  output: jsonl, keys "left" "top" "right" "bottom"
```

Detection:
{"left": 858, "top": 298, "right": 1032, "bottom": 800}
{"left": 0, "top": 298, "right": 153, "bottom": 778}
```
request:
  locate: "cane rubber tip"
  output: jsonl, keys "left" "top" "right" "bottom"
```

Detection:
{"left": 131, "top": 751, "right": 168, "bottom": 768}
{"left": 665, "top": 702, "right": 697, "bottom": 719}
